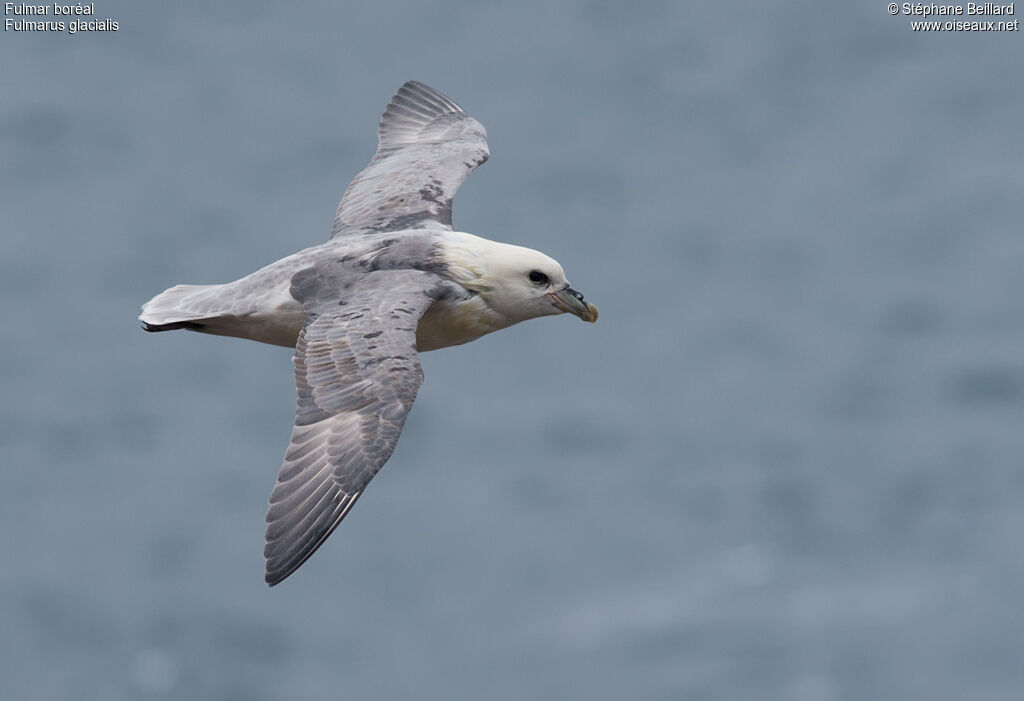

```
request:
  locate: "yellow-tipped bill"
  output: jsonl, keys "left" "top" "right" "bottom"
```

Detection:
{"left": 549, "top": 286, "right": 598, "bottom": 323}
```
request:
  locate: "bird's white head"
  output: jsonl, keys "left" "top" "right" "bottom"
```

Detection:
{"left": 441, "top": 232, "right": 598, "bottom": 325}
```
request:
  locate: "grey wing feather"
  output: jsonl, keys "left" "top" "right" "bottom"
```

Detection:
{"left": 330, "top": 81, "right": 489, "bottom": 237}
{"left": 264, "top": 266, "right": 449, "bottom": 585}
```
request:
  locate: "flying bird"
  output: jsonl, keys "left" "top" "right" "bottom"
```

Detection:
{"left": 140, "top": 81, "right": 598, "bottom": 586}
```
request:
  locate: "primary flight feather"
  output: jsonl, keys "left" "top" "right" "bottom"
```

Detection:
{"left": 139, "top": 81, "right": 598, "bottom": 586}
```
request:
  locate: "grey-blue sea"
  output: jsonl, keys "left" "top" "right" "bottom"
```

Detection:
{"left": 2, "top": 2, "right": 1022, "bottom": 699}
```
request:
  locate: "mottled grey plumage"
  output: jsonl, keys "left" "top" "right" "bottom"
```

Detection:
{"left": 331, "top": 80, "right": 489, "bottom": 235}
{"left": 139, "top": 81, "right": 597, "bottom": 586}
{"left": 264, "top": 267, "right": 455, "bottom": 584}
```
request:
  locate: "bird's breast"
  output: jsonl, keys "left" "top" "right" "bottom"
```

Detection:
{"left": 415, "top": 294, "right": 506, "bottom": 352}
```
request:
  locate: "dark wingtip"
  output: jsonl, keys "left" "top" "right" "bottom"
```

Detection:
{"left": 265, "top": 561, "right": 293, "bottom": 587}
{"left": 264, "top": 551, "right": 305, "bottom": 588}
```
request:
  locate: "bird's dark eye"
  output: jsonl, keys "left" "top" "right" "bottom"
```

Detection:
{"left": 528, "top": 270, "right": 549, "bottom": 285}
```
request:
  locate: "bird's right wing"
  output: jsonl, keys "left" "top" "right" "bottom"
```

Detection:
{"left": 264, "top": 265, "right": 451, "bottom": 586}
{"left": 330, "top": 81, "right": 490, "bottom": 237}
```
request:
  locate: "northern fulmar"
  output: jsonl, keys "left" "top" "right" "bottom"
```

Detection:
{"left": 139, "top": 81, "right": 598, "bottom": 586}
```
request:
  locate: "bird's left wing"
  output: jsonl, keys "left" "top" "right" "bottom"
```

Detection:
{"left": 264, "top": 265, "right": 451, "bottom": 586}
{"left": 330, "top": 81, "right": 489, "bottom": 237}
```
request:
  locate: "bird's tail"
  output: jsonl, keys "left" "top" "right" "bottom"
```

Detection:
{"left": 139, "top": 283, "right": 223, "bottom": 332}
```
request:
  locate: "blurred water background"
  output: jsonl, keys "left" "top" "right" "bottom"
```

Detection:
{"left": 2, "top": 2, "right": 1023, "bottom": 699}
